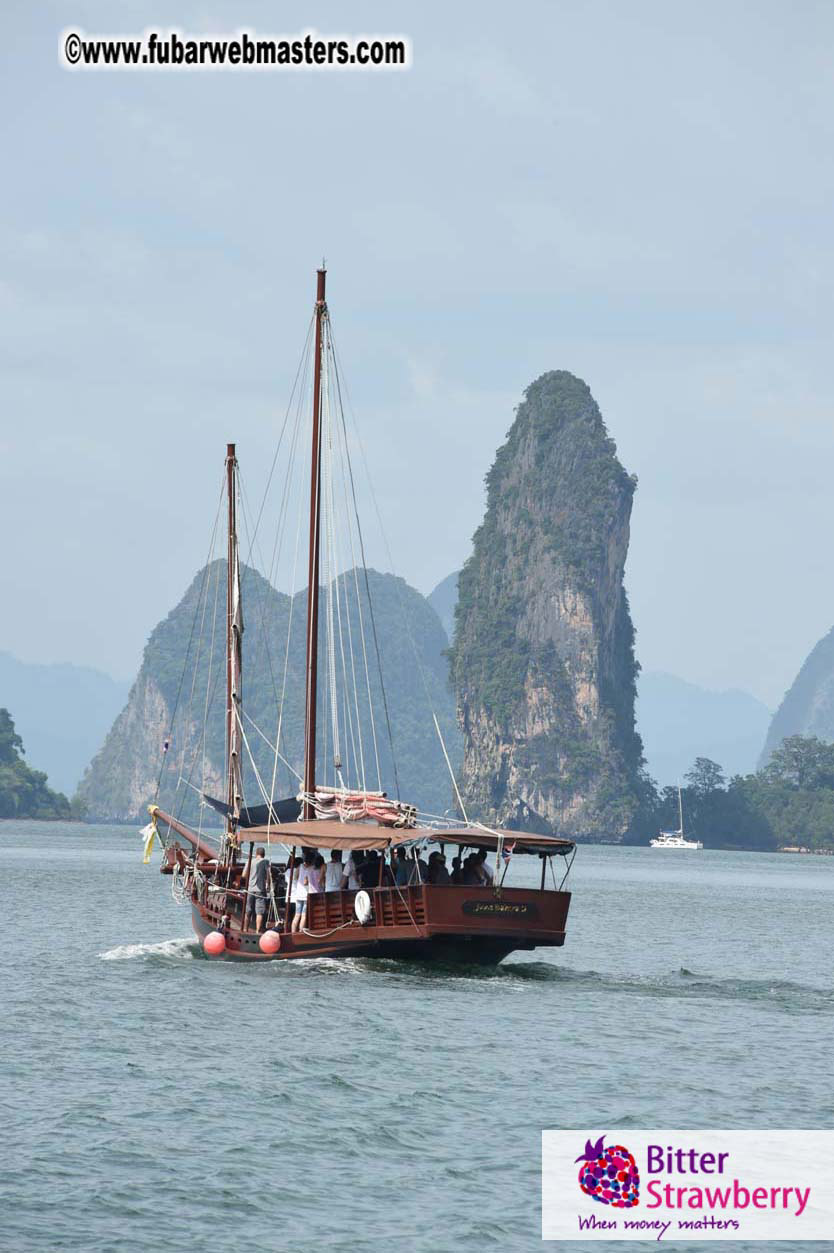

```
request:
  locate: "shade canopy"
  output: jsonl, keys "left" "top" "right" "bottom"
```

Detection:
{"left": 157, "top": 808, "right": 575, "bottom": 857}
{"left": 154, "top": 807, "right": 574, "bottom": 857}
{"left": 242, "top": 820, "right": 406, "bottom": 851}
{"left": 420, "top": 828, "right": 574, "bottom": 856}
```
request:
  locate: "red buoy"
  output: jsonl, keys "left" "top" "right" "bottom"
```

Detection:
{"left": 259, "top": 930, "right": 281, "bottom": 955}
{"left": 203, "top": 930, "right": 226, "bottom": 956}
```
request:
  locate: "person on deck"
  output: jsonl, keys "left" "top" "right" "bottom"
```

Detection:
{"left": 428, "top": 851, "right": 451, "bottom": 885}
{"left": 291, "top": 850, "right": 318, "bottom": 933}
{"left": 461, "top": 854, "right": 481, "bottom": 886}
{"left": 409, "top": 849, "right": 430, "bottom": 884}
{"left": 473, "top": 850, "right": 494, "bottom": 885}
{"left": 325, "top": 849, "right": 344, "bottom": 891}
{"left": 359, "top": 849, "right": 381, "bottom": 889}
{"left": 341, "top": 850, "right": 362, "bottom": 891}
{"left": 307, "top": 853, "right": 325, "bottom": 896}
{"left": 245, "top": 847, "right": 271, "bottom": 933}
{"left": 285, "top": 858, "right": 303, "bottom": 926}
{"left": 394, "top": 847, "right": 411, "bottom": 887}
{"left": 451, "top": 856, "right": 463, "bottom": 885}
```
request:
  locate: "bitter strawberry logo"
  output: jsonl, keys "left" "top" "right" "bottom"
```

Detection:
{"left": 576, "top": 1135, "right": 640, "bottom": 1208}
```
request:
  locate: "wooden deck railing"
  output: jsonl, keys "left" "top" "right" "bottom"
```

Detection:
{"left": 304, "top": 885, "right": 427, "bottom": 931}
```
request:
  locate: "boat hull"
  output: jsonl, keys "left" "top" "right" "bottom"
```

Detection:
{"left": 189, "top": 883, "right": 571, "bottom": 965}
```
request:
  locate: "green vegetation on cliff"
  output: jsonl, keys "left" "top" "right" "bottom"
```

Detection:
{"left": 760, "top": 624, "right": 834, "bottom": 765}
{"left": 0, "top": 709, "right": 72, "bottom": 819}
{"left": 77, "top": 563, "right": 461, "bottom": 822}
{"left": 450, "top": 370, "right": 644, "bottom": 839}
{"left": 486, "top": 371, "right": 637, "bottom": 594}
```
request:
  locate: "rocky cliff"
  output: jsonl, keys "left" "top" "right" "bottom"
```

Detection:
{"left": 77, "top": 563, "right": 461, "bottom": 822}
{"left": 760, "top": 625, "right": 834, "bottom": 764}
{"left": 450, "top": 371, "right": 644, "bottom": 839}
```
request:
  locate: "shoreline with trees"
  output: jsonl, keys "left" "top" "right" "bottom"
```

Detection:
{"left": 629, "top": 734, "right": 834, "bottom": 853}
{"left": 0, "top": 708, "right": 82, "bottom": 820}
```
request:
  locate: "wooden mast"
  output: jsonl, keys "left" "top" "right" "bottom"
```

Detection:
{"left": 303, "top": 268, "right": 327, "bottom": 820}
{"left": 225, "top": 441, "right": 238, "bottom": 842}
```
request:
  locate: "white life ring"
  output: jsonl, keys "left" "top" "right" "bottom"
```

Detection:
{"left": 354, "top": 890, "right": 372, "bottom": 924}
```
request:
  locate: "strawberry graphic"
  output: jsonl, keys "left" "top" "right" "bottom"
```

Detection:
{"left": 576, "top": 1135, "right": 640, "bottom": 1208}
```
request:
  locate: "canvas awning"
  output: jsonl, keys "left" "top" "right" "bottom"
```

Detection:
{"left": 154, "top": 809, "right": 574, "bottom": 857}
{"left": 242, "top": 820, "right": 408, "bottom": 851}
{"left": 231, "top": 821, "right": 573, "bottom": 855}
{"left": 420, "top": 828, "right": 575, "bottom": 855}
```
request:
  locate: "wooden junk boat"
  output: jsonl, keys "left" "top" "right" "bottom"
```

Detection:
{"left": 146, "top": 268, "right": 575, "bottom": 964}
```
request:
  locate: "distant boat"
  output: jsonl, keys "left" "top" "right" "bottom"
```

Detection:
{"left": 649, "top": 788, "right": 703, "bottom": 850}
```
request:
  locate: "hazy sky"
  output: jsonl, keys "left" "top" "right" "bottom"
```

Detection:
{"left": 3, "top": 1, "right": 834, "bottom": 706}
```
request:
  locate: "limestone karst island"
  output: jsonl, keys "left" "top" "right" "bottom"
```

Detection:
{"left": 5, "top": 370, "right": 834, "bottom": 855}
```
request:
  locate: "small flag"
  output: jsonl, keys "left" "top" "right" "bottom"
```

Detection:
{"left": 140, "top": 818, "right": 159, "bottom": 865}
{"left": 501, "top": 841, "right": 516, "bottom": 864}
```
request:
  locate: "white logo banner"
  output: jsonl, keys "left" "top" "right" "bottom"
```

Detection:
{"left": 542, "top": 1130, "right": 834, "bottom": 1241}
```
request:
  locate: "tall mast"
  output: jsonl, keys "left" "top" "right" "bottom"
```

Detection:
{"left": 226, "top": 442, "right": 243, "bottom": 837}
{"left": 303, "top": 268, "right": 327, "bottom": 819}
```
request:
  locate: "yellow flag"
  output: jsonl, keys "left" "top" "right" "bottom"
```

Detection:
{"left": 140, "top": 818, "right": 158, "bottom": 865}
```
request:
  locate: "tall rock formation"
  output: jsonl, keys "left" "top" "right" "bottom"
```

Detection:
{"left": 450, "top": 371, "right": 643, "bottom": 839}
{"left": 760, "top": 625, "right": 834, "bottom": 764}
{"left": 77, "top": 562, "right": 461, "bottom": 822}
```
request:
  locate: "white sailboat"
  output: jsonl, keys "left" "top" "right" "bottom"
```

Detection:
{"left": 649, "top": 787, "right": 703, "bottom": 850}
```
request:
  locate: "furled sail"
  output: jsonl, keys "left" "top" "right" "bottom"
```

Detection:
{"left": 302, "top": 787, "right": 417, "bottom": 828}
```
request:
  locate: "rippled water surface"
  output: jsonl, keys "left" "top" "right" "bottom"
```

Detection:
{"left": 2, "top": 824, "right": 833, "bottom": 1252}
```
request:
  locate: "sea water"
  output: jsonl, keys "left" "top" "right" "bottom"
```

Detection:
{"left": 1, "top": 823, "right": 832, "bottom": 1253}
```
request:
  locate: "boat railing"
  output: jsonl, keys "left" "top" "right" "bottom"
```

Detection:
{"left": 304, "top": 885, "right": 427, "bottom": 932}
{"left": 192, "top": 864, "right": 573, "bottom": 937}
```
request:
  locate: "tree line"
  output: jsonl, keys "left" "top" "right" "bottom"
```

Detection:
{"left": 631, "top": 735, "right": 834, "bottom": 851}
{"left": 0, "top": 709, "right": 75, "bottom": 820}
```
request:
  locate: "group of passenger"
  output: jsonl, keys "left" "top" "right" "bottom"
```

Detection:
{"left": 244, "top": 842, "right": 496, "bottom": 934}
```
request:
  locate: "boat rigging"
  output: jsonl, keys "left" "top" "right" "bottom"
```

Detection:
{"left": 142, "top": 267, "right": 576, "bottom": 963}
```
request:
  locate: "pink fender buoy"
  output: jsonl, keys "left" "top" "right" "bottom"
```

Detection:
{"left": 203, "top": 930, "right": 226, "bottom": 957}
{"left": 259, "top": 930, "right": 281, "bottom": 955}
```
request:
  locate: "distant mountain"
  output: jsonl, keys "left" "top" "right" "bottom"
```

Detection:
{"left": 760, "top": 625, "right": 834, "bottom": 765}
{"left": 0, "top": 652, "right": 129, "bottom": 795}
{"left": 76, "top": 562, "right": 462, "bottom": 822}
{"left": 428, "top": 572, "right": 459, "bottom": 644}
{"left": 638, "top": 671, "right": 771, "bottom": 784}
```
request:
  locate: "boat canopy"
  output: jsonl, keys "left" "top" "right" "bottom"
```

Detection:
{"left": 243, "top": 822, "right": 574, "bottom": 854}
{"left": 245, "top": 820, "right": 408, "bottom": 851}
{"left": 419, "top": 828, "right": 575, "bottom": 856}
{"left": 155, "top": 808, "right": 574, "bottom": 857}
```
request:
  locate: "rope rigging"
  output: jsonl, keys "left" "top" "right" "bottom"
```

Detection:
{"left": 157, "top": 279, "right": 468, "bottom": 844}
{"left": 329, "top": 329, "right": 467, "bottom": 818}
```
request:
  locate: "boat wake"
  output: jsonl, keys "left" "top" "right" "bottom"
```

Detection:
{"left": 99, "top": 937, "right": 200, "bottom": 962}
{"left": 547, "top": 965, "right": 834, "bottom": 1014}
{"left": 94, "top": 945, "right": 831, "bottom": 1012}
